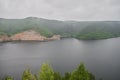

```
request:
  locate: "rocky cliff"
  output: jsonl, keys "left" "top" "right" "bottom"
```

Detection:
{"left": 0, "top": 30, "right": 61, "bottom": 42}
{"left": 0, "top": 35, "right": 10, "bottom": 42}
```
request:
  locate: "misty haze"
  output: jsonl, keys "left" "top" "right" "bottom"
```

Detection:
{"left": 0, "top": 0, "right": 120, "bottom": 80}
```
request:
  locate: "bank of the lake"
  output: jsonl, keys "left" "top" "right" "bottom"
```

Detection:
{"left": 0, "top": 30, "right": 61, "bottom": 42}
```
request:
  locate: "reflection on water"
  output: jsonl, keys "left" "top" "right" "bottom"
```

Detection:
{"left": 0, "top": 38, "right": 120, "bottom": 80}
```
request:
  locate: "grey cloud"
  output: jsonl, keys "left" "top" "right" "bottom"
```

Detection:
{"left": 44, "top": 0, "right": 81, "bottom": 10}
{"left": 109, "top": 0, "right": 120, "bottom": 6}
{"left": 0, "top": 0, "right": 120, "bottom": 20}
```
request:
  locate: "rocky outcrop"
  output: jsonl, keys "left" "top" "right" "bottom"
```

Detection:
{"left": 0, "top": 30, "right": 61, "bottom": 42}
{"left": 10, "top": 30, "right": 47, "bottom": 41}
{"left": 49, "top": 35, "right": 61, "bottom": 40}
{"left": 0, "top": 35, "right": 10, "bottom": 42}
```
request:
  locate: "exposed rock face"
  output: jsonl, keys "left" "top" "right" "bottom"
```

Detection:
{"left": 10, "top": 30, "right": 47, "bottom": 41}
{"left": 0, "top": 35, "right": 10, "bottom": 42}
{"left": 0, "top": 30, "right": 61, "bottom": 42}
{"left": 50, "top": 35, "right": 61, "bottom": 40}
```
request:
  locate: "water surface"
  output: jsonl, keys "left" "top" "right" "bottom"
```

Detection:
{"left": 0, "top": 38, "right": 120, "bottom": 80}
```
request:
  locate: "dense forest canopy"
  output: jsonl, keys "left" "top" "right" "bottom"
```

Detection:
{"left": 0, "top": 17, "right": 120, "bottom": 40}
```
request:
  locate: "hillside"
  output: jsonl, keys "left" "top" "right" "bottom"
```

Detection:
{"left": 0, "top": 30, "right": 61, "bottom": 42}
{"left": 0, "top": 17, "right": 120, "bottom": 40}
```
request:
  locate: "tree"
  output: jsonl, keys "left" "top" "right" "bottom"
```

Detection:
{"left": 88, "top": 72, "right": 95, "bottom": 80}
{"left": 39, "top": 63, "right": 54, "bottom": 80}
{"left": 70, "top": 63, "right": 94, "bottom": 80}
{"left": 63, "top": 72, "right": 71, "bottom": 80}
{"left": 1, "top": 76, "right": 14, "bottom": 80}
{"left": 0, "top": 63, "right": 95, "bottom": 80}
{"left": 54, "top": 72, "right": 61, "bottom": 80}
{"left": 22, "top": 69, "right": 36, "bottom": 80}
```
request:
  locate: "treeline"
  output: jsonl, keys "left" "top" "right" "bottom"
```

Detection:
{"left": 75, "top": 23, "right": 120, "bottom": 40}
{"left": 0, "top": 63, "right": 95, "bottom": 80}
{"left": 1, "top": 17, "right": 120, "bottom": 40}
{"left": 76, "top": 31, "right": 114, "bottom": 40}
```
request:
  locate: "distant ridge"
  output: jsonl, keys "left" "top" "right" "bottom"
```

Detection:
{"left": 0, "top": 17, "right": 120, "bottom": 40}
{"left": 1, "top": 17, "right": 120, "bottom": 22}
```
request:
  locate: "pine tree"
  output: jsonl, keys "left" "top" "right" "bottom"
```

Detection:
{"left": 22, "top": 69, "right": 36, "bottom": 80}
{"left": 70, "top": 63, "right": 93, "bottom": 80}
{"left": 63, "top": 72, "right": 71, "bottom": 80}
{"left": 54, "top": 72, "right": 61, "bottom": 80}
{"left": 1, "top": 76, "right": 14, "bottom": 80}
{"left": 39, "top": 63, "right": 54, "bottom": 80}
{"left": 88, "top": 72, "right": 95, "bottom": 80}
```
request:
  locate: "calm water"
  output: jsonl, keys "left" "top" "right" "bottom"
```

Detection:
{"left": 0, "top": 38, "right": 120, "bottom": 80}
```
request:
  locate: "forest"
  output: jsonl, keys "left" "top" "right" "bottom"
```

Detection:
{"left": 0, "top": 17, "right": 120, "bottom": 40}
{"left": 0, "top": 63, "right": 95, "bottom": 80}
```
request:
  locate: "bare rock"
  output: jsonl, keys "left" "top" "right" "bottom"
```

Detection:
{"left": 0, "top": 35, "right": 10, "bottom": 42}
{"left": 10, "top": 30, "right": 61, "bottom": 41}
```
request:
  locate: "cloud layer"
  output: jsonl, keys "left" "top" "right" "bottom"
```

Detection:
{"left": 0, "top": 0, "right": 120, "bottom": 21}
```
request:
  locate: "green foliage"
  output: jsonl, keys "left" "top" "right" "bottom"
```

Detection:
{"left": 88, "top": 72, "right": 95, "bottom": 80}
{"left": 76, "top": 31, "right": 114, "bottom": 40}
{"left": 70, "top": 63, "right": 89, "bottom": 80}
{"left": 62, "top": 72, "right": 71, "bottom": 80}
{"left": 54, "top": 72, "right": 61, "bottom": 80}
{"left": 0, "top": 63, "right": 95, "bottom": 80}
{"left": 38, "top": 63, "right": 54, "bottom": 80}
{"left": 1, "top": 18, "right": 120, "bottom": 40}
{"left": 70, "top": 63, "right": 95, "bottom": 80}
{"left": 22, "top": 69, "right": 36, "bottom": 80}
{"left": 34, "top": 27, "right": 53, "bottom": 37}
{"left": 0, "top": 76, "right": 14, "bottom": 80}
{"left": 0, "top": 32, "right": 7, "bottom": 36}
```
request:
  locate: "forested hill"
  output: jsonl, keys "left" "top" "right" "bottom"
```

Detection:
{"left": 0, "top": 17, "right": 120, "bottom": 40}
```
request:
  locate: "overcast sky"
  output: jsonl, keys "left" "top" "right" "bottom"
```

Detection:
{"left": 0, "top": 0, "right": 120, "bottom": 21}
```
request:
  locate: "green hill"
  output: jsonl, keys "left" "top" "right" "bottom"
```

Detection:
{"left": 0, "top": 17, "right": 120, "bottom": 40}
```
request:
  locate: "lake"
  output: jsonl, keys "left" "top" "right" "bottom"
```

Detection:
{"left": 0, "top": 38, "right": 120, "bottom": 80}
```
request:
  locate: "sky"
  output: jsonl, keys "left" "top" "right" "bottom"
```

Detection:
{"left": 0, "top": 0, "right": 120, "bottom": 21}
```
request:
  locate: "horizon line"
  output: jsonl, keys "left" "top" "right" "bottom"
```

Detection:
{"left": 0, "top": 17, "right": 120, "bottom": 22}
